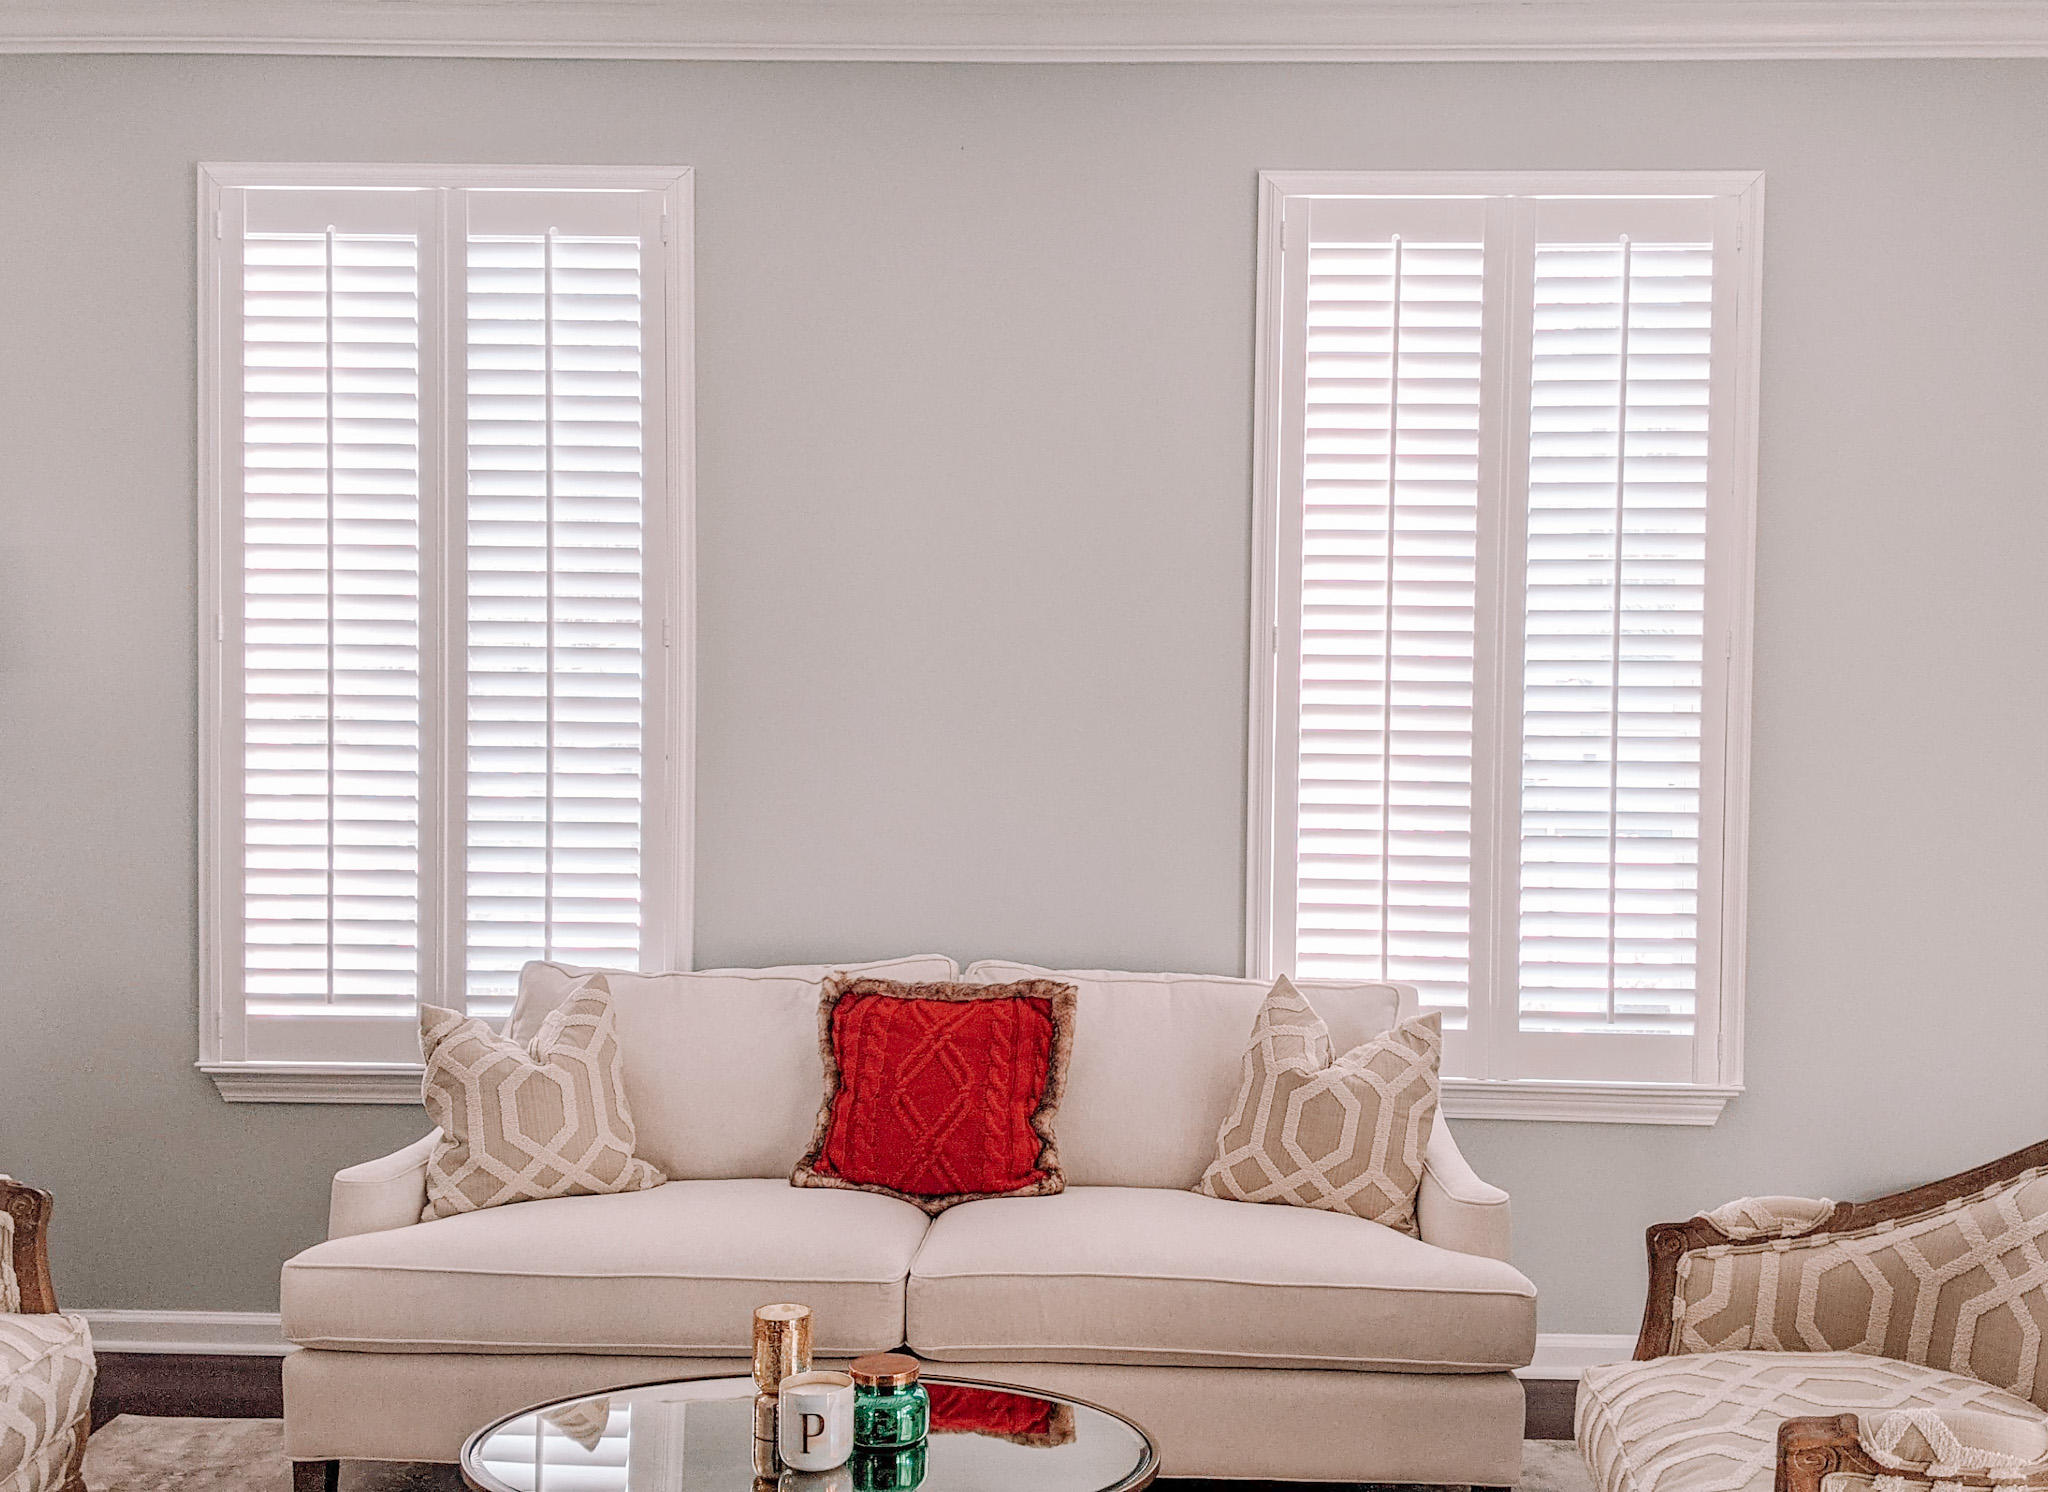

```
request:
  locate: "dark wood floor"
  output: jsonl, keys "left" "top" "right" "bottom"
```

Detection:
{"left": 91, "top": 1354, "right": 282, "bottom": 1428}
{"left": 92, "top": 1354, "right": 1580, "bottom": 1440}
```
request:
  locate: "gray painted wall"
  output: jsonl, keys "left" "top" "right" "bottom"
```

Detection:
{"left": 3, "top": 55, "right": 2045, "bottom": 1333}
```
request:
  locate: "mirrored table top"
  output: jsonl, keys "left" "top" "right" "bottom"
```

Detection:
{"left": 461, "top": 1374, "right": 1158, "bottom": 1492}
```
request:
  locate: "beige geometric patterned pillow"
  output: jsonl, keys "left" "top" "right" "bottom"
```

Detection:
{"left": 420, "top": 974, "right": 665, "bottom": 1222}
{"left": 1194, "top": 977, "right": 1441, "bottom": 1235}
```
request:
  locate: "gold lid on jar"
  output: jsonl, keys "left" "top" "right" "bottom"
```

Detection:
{"left": 848, "top": 1353, "right": 921, "bottom": 1391}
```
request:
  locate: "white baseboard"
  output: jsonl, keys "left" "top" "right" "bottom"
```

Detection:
{"left": 80, "top": 1310, "right": 289, "bottom": 1356}
{"left": 78, "top": 1311, "right": 1632, "bottom": 1378}
{"left": 1520, "top": 1333, "right": 1635, "bottom": 1380}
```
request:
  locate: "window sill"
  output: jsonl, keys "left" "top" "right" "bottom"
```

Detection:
{"left": 201, "top": 1062, "right": 424, "bottom": 1104}
{"left": 1440, "top": 1077, "right": 1739, "bottom": 1125}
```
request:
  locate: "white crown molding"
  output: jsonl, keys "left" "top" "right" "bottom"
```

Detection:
{"left": 1442, "top": 1078, "right": 1740, "bottom": 1125}
{"left": 80, "top": 1310, "right": 290, "bottom": 1356}
{"left": 75, "top": 1310, "right": 1629, "bottom": 1376}
{"left": 2, "top": 0, "right": 2046, "bottom": 61}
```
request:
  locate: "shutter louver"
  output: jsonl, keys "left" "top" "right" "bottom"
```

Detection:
{"left": 464, "top": 224, "right": 649, "bottom": 1019}
{"left": 239, "top": 207, "right": 424, "bottom": 1054}
{"left": 1518, "top": 238, "right": 1712, "bottom": 1043}
{"left": 1294, "top": 231, "right": 1485, "bottom": 1023}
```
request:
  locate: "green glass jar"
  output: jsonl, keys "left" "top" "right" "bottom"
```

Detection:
{"left": 849, "top": 1354, "right": 929, "bottom": 1450}
{"left": 850, "top": 1442, "right": 927, "bottom": 1492}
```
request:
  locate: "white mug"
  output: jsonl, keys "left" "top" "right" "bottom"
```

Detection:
{"left": 778, "top": 1370, "right": 855, "bottom": 1471}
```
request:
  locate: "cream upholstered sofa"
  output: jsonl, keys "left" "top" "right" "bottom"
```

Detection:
{"left": 1578, "top": 1137, "right": 2048, "bottom": 1492}
{"left": 281, "top": 955, "right": 1536, "bottom": 1487}
{"left": 1, "top": 1178, "right": 95, "bottom": 1492}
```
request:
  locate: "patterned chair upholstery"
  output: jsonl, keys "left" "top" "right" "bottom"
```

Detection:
{"left": 0, "top": 1179, "right": 94, "bottom": 1492}
{"left": 1579, "top": 1141, "right": 2048, "bottom": 1492}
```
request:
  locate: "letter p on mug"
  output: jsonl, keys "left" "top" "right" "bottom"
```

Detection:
{"left": 778, "top": 1370, "right": 855, "bottom": 1470}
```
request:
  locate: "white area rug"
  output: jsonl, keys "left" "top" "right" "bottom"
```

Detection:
{"left": 82, "top": 1416, "right": 1596, "bottom": 1492}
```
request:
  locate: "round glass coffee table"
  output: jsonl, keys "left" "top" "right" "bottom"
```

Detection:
{"left": 460, "top": 1372, "right": 1159, "bottom": 1492}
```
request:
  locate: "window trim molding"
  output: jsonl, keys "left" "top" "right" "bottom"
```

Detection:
{"left": 1441, "top": 1077, "right": 1739, "bottom": 1125}
{"left": 199, "top": 1063, "right": 426, "bottom": 1104}
{"left": 196, "top": 161, "right": 696, "bottom": 1102}
{"left": 1244, "top": 169, "right": 1763, "bottom": 1123}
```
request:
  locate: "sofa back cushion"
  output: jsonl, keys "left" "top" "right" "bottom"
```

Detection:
{"left": 511, "top": 955, "right": 960, "bottom": 1180}
{"left": 962, "top": 962, "right": 1410, "bottom": 1190}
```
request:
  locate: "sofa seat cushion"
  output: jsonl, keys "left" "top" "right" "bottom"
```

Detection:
{"left": 0, "top": 1312, "right": 94, "bottom": 1484}
{"left": 1576, "top": 1351, "right": 2048, "bottom": 1492}
{"left": 282, "top": 1180, "right": 930, "bottom": 1356}
{"left": 905, "top": 1186, "right": 1535, "bottom": 1371}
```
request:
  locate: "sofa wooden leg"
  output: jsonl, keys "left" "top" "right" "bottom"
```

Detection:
{"left": 291, "top": 1460, "right": 341, "bottom": 1492}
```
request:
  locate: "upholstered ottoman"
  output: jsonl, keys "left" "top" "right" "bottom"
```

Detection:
{"left": 1576, "top": 1350, "right": 2048, "bottom": 1492}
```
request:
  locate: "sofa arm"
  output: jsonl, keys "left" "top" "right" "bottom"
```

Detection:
{"left": 1417, "top": 1115, "right": 1511, "bottom": 1261}
{"left": 328, "top": 1133, "right": 439, "bottom": 1240}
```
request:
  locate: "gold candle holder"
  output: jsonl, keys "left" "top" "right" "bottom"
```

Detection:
{"left": 752, "top": 1303, "right": 813, "bottom": 1395}
{"left": 754, "top": 1392, "right": 779, "bottom": 1444}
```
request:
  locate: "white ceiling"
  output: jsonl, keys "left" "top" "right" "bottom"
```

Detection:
{"left": 2, "top": 0, "right": 2045, "bottom": 61}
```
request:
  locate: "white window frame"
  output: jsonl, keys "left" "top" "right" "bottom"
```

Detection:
{"left": 195, "top": 162, "right": 695, "bottom": 1102}
{"left": 1246, "top": 169, "right": 1763, "bottom": 1125}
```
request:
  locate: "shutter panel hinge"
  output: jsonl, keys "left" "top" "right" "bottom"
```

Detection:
{"left": 1282, "top": 200, "right": 1307, "bottom": 256}
{"left": 214, "top": 209, "right": 223, "bottom": 240}
{"left": 660, "top": 211, "right": 670, "bottom": 245}
{"left": 662, "top": 618, "right": 672, "bottom": 648}
{"left": 216, "top": 612, "right": 225, "bottom": 643}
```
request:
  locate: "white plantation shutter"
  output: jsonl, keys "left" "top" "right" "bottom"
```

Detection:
{"left": 232, "top": 188, "right": 430, "bottom": 1063}
{"left": 1257, "top": 175, "right": 1759, "bottom": 1098}
{"left": 463, "top": 192, "right": 660, "bottom": 1020}
{"left": 1292, "top": 198, "right": 1487, "bottom": 1062}
{"left": 201, "top": 168, "right": 691, "bottom": 1081}
{"left": 1516, "top": 201, "right": 1717, "bottom": 1083}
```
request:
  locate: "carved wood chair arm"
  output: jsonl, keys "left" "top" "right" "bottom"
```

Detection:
{"left": 1777, "top": 1416, "right": 1882, "bottom": 1492}
{"left": 0, "top": 1177, "right": 59, "bottom": 1314}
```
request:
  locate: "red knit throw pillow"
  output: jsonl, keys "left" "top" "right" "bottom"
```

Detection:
{"left": 791, "top": 976, "right": 1077, "bottom": 1214}
{"left": 927, "top": 1383, "right": 1077, "bottom": 1447}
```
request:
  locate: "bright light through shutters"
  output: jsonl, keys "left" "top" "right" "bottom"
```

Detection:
{"left": 202, "top": 169, "right": 690, "bottom": 1082}
{"left": 1295, "top": 228, "right": 1485, "bottom": 1027}
{"left": 237, "top": 191, "right": 426, "bottom": 1061}
{"left": 465, "top": 216, "right": 650, "bottom": 1019}
{"left": 1258, "top": 176, "right": 1758, "bottom": 1098}
{"left": 1519, "top": 238, "right": 1712, "bottom": 1044}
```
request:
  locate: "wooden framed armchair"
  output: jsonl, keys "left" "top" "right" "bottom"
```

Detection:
{"left": 1576, "top": 1138, "right": 2048, "bottom": 1492}
{"left": 1, "top": 1177, "right": 95, "bottom": 1492}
